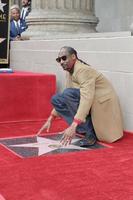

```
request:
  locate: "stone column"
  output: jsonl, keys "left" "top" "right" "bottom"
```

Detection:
{"left": 24, "top": 0, "right": 99, "bottom": 39}
{"left": 130, "top": 23, "right": 133, "bottom": 36}
{"left": 11, "top": 0, "right": 21, "bottom": 7}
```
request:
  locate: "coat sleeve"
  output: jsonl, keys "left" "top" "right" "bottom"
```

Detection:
{"left": 74, "top": 67, "right": 96, "bottom": 122}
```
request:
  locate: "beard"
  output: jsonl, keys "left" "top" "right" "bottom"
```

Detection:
{"left": 61, "top": 64, "right": 69, "bottom": 71}
{"left": 61, "top": 64, "right": 74, "bottom": 72}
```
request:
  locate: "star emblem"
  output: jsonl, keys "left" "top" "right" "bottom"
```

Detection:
{"left": 0, "top": 38, "right": 6, "bottom": 44}
{"left": 0, "top": 134, "right": 105, "bottom": 158}
{"left": 9, "top": 136, "right": 88, "bottom": 156}
{"left": 0, "top": 0, "right": 6, "bottom": 13}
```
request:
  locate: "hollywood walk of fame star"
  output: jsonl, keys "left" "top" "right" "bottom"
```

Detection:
{"left": 9, "top": 136, "right": 88, "bottom": 156}
{"left": 0, "top": 0, "right": 6, "bottom": 13}
{"left": 0, "top": 38, "right": 6, "bottom": 44}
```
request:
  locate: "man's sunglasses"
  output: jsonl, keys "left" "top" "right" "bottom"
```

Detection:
{"left": 56, "top": 55, "right": 67, "bottom": 63}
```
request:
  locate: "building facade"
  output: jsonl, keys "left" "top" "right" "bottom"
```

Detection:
{"left": 11, "top": 0, "right": 133, "bottom": 34}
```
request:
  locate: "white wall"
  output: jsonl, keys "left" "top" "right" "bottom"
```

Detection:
{"left": 10, "top": 35, "right": 133, "bottom": 132}
{"left": 95, "top": 0, "right": 133, "bottom": 32}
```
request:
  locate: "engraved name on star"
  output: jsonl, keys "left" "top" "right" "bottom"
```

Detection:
{"left": 0, "top": 0, "right": 7, "bottom": 13}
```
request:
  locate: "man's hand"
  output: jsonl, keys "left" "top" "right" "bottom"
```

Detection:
{"left": 60, "top": 122, "right": 78, "bottom": 146}
{"left": 14, "top": 36, "right": 21, "bottom": 41}
{"left": 36, "top": 115, "right": 54, "bottom": 136}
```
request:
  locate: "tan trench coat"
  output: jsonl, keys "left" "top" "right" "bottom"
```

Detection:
{"left": 66, "top": 60, "right": 123, "bottom": 143}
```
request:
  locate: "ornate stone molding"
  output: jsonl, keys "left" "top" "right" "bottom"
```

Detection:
{"left": 11, "top": 0, "right": 21, "bottom": 7}
{"left": 23, "top": 0, "right": 99, "bottom": 39}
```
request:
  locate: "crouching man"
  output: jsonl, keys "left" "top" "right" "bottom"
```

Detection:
{"left": 37, "top": 46, "right": 123, "bottom": 147}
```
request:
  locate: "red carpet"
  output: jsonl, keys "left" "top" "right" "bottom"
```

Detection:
{"left": 0, "top": 118, "right": 68, "bottom": 138}
{"left": 0, "top": 132, "right": 133, "bottom": 200}
{"left": 0, "top": 71, "right": 133, "bottom": 200}
{"left": 0, "top": 71, "right": 56, "bottom": 122}
{"left": 0, "top": 144, "right": 21, "bottom": 165}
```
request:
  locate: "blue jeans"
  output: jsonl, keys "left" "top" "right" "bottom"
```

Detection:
{"left": 51, "top": 88, "right": 96, "bottom": 139}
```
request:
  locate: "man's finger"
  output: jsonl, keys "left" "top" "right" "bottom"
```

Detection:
{"left": 60, "top": 134, "right": 65, "bottom": 143}
{"left": 36, "top": 131, "right": 41, "bottom": 136}
{"left": 61, "top": 136, "right": 71, "bottom": 146}
{"left": 46, "top": 126, "right": 49, "bottom": 132}
{"left": 68, "top": 138, "right": 72, "bottom": 145}
{"left": 60, "top": 136, "right": 67, "bottom": 146}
